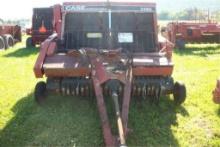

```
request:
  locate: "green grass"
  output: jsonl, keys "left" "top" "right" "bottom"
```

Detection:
{"left": 0, "top": 38, "right": 220, "bottom": 147}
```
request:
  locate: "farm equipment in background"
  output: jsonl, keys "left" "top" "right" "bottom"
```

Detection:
{"left": 213, "top": 79, "right": 220, "bottom": 104}
{"left": 26, "top": 7, "right": 54, "bottom": 47}
{"left": 0, "top": 25, "right": 21, "bottom": 50}
{"left": 33, "top": 2, "right": 186, "bottom": 146}
{"left": 167, "top": 22, "right": 220, "bottom": 49}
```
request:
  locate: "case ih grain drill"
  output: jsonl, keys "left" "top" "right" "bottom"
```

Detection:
{"left": 167, "top": 22, "right": 220, "bottom": 49}
{"left": 33, "top": 2, "right": 186, "bottom": 146}
{"left": 0, "top": 25, "right": 21, "bottom": 50}
{"left": 26, "top": 7, "right": 54, "bottom": 47}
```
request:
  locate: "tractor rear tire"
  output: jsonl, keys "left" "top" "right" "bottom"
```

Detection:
{"left": 26, "top": 37, "right": 35, "bottom": 48}
{"left": 0, "top": 36, "right": 5, "bottom": 50}
{"left": 3, "top": 34, "right": 14, "bottom": 49}
{"left": 173, "top": 82, "right": 186, "bottom": 105}
{"left": 176, "top": 39, "right": 185, "bottom": 50}
{"left": 35, "top": 81, "right": 47, "bottom": 104}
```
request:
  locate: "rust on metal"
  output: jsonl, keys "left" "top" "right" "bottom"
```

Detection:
{"left": 0, "top": 25, "right": 21, "bottom": 49}
{"left": 33, "top": 2, "right": 186, "bottom": 146}
{"left": 167, "top": 22, "right": 220, "bottom": 46}
{"left": 133, "top": 66, "right": 173, "bottom": 76}
{"left": 213, "top": 79, "right": 220, "bottom": 104}
{"left": 34, "top": 34, "right": 57, "bottom": 78}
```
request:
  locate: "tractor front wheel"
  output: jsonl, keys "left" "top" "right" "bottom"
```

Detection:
{"left": 35, "top": 81, "right": 46, "bottom": 104}
{"left": 26, "top": 37, "right": 35, "bottom": 48}
{"left": 173, "top": 82, "right": 186, "bottom": 105}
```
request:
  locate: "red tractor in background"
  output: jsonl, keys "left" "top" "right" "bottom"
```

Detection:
{"left": 0, "top": 25, "right": 21, "bottom": 50}
{"left": 26, "top": 7, "right": 55, "bottom": 47}
{"left": 33, "top": 2, "right": 186, "bottom": 146}
{"left": 167, "top": 22, "right": 220, "bottom": 49}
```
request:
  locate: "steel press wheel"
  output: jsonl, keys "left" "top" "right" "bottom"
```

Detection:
{"left": 34, "top": 81, "right": 47, "bottom": 104}
{"left": 173, "top": 82, "right": 186, "bottom": 105}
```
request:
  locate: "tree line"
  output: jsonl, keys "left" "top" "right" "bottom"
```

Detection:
{"left": 158, "top": 8, "right": 220, "bottom": 21}
{"left": 1, "top": 8, "right": 220, "bottom": 28}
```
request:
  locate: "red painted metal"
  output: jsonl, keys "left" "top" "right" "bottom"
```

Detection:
{"left": 91, "top": 58, "right": 116, "bottom": 146}
{"left": 133, "top": 66, "right": 173, "bottom": 76}
{"left": 53, "top": 4, "right": 62, "bottom": 38}
{"left": 34, "top": 33, "right": 57, "bottom": 78}
{"left": 63, "top": 1, "right": 156, "bottom": 7}
{"left": 167, "top": 22, "right": 220, "bottom": 45}
{"left": 33, "top": 2, "right": 182, "bottom": 146}
{"left": 159, "top": 39, "right": 174, "bottom": 60}
{"left": 46, "top": 42, "right": 57, "bottom": 56}
{"left": 213, "top": 79, "right": 220, "bottom": 104}
{"left": 32, "top": 35, "right": 51, "bottom": 45}
{"left": 28, "top": 6, "right": 59, "bottom": 46}
{"left": 0, "top": 25, "right": 21, "bottom": 42}
{"left": 89, "top": 52, "right": 132, "bottom": 145}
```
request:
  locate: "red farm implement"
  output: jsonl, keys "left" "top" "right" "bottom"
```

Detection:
{"left": 33, "top": 2, "right": 187, "bottom": 146}
{"left": 213, "top": 79, "right": 220, "bottom": 104}
{"left": 26, "top": 7, "right": 56, "bottom": 47}
{"left": 0, "top": 25, "right": 21, "bottom": 50}
{"left": 167, "top": 22, "right": 220, "bottom": 49}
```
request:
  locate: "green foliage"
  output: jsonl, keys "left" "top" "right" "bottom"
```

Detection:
{"left": 158, "top": 8, "right": 219, "bottom": 21}
{"left": 214, "top": 11, "right": 220, "bottom": 21}
{"left": 158, "top": 11, "right": 172, "bottom": 20}
{"left": 0, "top": 18, "right": 3, "bottom": 24}
{"left": 0, "top": 38, "right": 220, "bottom": 146}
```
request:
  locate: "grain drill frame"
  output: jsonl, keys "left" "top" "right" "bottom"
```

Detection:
{"left": 167, "top": 22, "right": 220, "bottom": 49}
{"left": 33, "top": 2, "right": 186, "bottom": 146}
{"left": 0, "top": 25, "right": 21, "bottom": 50}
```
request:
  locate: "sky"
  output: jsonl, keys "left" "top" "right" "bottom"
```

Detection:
{"left": 0, "top": 0, "right": 65, "bottom": 20}
{"left": 0, "top": 0, "right": 219, "bottom": 20}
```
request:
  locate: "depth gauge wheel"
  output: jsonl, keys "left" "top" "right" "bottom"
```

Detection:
{"left": 173, "top": 82, "right": 186, "bottom": 105}
{"left": 35, "top": 81, "right": 46, "bottom": 104}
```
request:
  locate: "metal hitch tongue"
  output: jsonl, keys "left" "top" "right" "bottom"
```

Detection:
{"left": 112, "top": 92, "right": 127, "bottom": 147}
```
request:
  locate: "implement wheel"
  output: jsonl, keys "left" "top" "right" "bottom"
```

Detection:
{"left": 0, "top": 36, "right": 5, "bottom": 50}
{"left": 176, "top": 39, "right": 185, "bottom": 50}
{"left": 173, "top": 82, "right": 186, "bottom": 105}
{"left": 26, "top": 37, "right": 35, "bottom": 48}
{"left": 35, "top": 81, "right": 46, "bottom": 104}
{"left": 3, "top": 34, "right": 14, "bottom": 49}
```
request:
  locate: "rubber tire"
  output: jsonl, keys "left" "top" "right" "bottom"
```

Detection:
{"left": 176, "top": 39, "right": 185, "bottom": 50}
{"left": 35, "top": 81, "right": 46, "bottom": 104}
{"left": 3, "top": 34, "right": 14, "bottom": 49}
{"left": 173, "top": 82, "right": 186, "bottom": 105}
{"left": 26, "top": 37, "right": 35, "bottom": 48}
{"left": 0, "top": 36, "right": 5, "bottom": 50}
